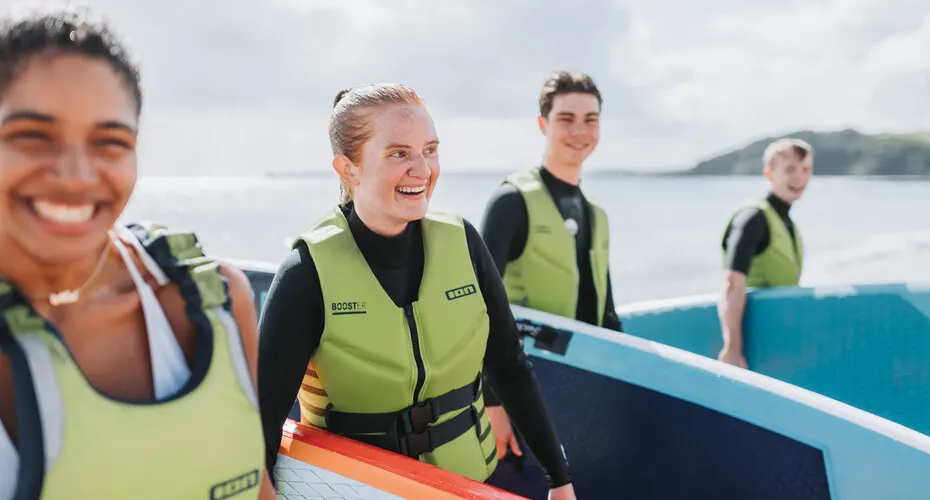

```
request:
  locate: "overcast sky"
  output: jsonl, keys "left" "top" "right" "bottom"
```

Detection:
{"left": 7, "top": 0, "right": 930, "bottom": 175}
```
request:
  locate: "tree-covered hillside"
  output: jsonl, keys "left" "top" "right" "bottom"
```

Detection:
{"left": 687, "top": 129, "right": 930, "bottom": 176}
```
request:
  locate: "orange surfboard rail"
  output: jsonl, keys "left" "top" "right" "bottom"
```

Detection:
{"left": 278, "top": 418, "right": 528, "bottom": 499}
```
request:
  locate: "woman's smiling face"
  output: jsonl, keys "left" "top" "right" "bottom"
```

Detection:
{"left": 0, "top": 51, "right": 139, "bottom": 265}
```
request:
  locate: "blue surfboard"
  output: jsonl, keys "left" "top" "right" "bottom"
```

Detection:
{"left": 617, "top": 283, "right": 930, "bottom": 437}
{"left": 236, "top": 261, "right": 930, "bottom": 500}
{"left": 512, "top": 304, "right": 930, "bottom": 500}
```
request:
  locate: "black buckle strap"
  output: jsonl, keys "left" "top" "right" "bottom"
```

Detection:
{"left": 402, "top": 399, "right": 439, "bottom": 435}
{"left": 325, "top": 374, "right": 482, "bottom": 457}
{"left": 396, "top": 406, "right": 477, "bottom": 457}
{"left": 325, "top": 374, "right": 481, "bottom": 435}
{"left": 353, "top": 405, "right": 479, "bottom": 458}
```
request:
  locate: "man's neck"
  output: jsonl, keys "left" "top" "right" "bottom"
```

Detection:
{"left": 766, "top": 191, "right": 793, "bottom": 216}
{"left": 542, "top": 155, "right": 581, "bottom": 186}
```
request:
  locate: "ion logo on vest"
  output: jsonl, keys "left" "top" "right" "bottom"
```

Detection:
{"left": 445, "top": 284, "right": 477, "bottom": 301}
{"left": 210, "top": 469, "right": 259, "bottom": 500}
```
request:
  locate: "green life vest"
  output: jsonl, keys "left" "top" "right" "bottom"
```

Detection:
{"left": 292, "top": 207, "right": 498, "bottom": 482}
{"left": 0, "top": 223, "right": 265, "bottom": 500}
{"left": 500, "top": 168, "right": 611, "bottom": 325}
{"left": 723, "top": 198, "right": 804, "bottom": 287}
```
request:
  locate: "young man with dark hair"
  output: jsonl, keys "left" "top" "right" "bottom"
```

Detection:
{"left": 481, "top": 70, "right": 620, "bottom": 332}
{"left": 478, "top": 71, "right": 622, "bottom": 461}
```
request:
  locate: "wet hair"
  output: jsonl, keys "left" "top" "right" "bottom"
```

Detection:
{"left": 329, "top": 83, "right": 425, "bottom": 205}
{"left": 538, "top": 70, "right": 602, "bottom": 118}
{"left": 0, "top": 5, "right": 142, "bottom": 115}
{"left": 763, "top": 138, "right": 813, "bottom": 169}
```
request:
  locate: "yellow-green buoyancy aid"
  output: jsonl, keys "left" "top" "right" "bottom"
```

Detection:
{"left": 292, "top": 207, "right": 499, "bottom": 482}
{"left": 500, "top": 168, "right": 611, "bottom": 325}
{"left": 0, "top": 222, "right": 265, "bottom": 500}
{"left": 722, "top": 198, "right": 804, "bottom": 287}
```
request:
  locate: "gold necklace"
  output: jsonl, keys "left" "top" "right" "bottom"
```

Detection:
{"left": 30, "top": 237, "right": 114, "bottom": 307}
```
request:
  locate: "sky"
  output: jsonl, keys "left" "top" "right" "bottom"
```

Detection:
{"left": 5, "top": 0, "right": 930, "bottom": 175}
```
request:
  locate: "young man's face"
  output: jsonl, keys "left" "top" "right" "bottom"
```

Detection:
{"left": 765, "top": 151, "right": 813, "bottom": 204}
{"left": 538, "top": 92, "right": 600, "bottom": 167}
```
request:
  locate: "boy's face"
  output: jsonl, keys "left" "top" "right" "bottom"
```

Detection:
{"left": 765, "top": 151, "right": 813, "bottom": 204}
{"left": 538, "top": 92, "right": 600, "bottom": 166}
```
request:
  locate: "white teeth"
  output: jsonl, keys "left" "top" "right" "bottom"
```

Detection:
{"left": 397, "top": 186, "right": 426, "bottom": 195}
{"left": 32, "top": 199, "right": 95, "bottom": 224}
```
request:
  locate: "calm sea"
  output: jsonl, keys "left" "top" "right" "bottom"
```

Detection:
{"left": 119, "top": 172, "right": 930, "bottom": 304}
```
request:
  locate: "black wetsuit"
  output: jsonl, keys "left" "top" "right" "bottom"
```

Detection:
{"left": 257, "top": 203, "right": 572, "bottom": 489}
{"left": 480, "top": 166, "right": 623, "bottom": 332}
{"left": 722, "top": 192, "right": 797, "bottom": 274}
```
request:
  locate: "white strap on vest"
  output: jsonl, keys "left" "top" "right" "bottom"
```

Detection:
{"left": 0, "top": 333, "right": 66, "bottom": 500}
{"left": 112, "top": 232, "right": 191, "bottom": 400}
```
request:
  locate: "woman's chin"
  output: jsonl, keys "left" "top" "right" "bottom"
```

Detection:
{"left": 401, "top": 209, "right": 428, "bottom": 222}
{"left": 393, "top": 198, "right": 429, "bottom": 220}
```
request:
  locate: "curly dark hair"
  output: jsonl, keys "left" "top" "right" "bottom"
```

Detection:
{"left": 0, "top": 5, "right": 142, "bottom": 115}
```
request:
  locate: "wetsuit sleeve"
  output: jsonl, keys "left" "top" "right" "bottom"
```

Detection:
{"left": 257, "top": 243, "right": 324, "bottom": 478}
{"left": 723, "top": 208, "right": 768, "bottom": 275}
{"left": 463, "top": 219, "right": 573, "bottom": 488}
{"left": 479, "top": 183, "right": 529, "bottom": 275}
{"left": 601, "top": 270, "right": 623, "bottom": 332}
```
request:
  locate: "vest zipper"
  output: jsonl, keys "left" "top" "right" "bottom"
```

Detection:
{"left": 404, "top": 303, "right": 426, "bottom": 403}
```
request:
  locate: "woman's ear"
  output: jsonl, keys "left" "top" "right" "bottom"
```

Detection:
{"left": 333, "top": 154, "right": 361, "bottom": 188}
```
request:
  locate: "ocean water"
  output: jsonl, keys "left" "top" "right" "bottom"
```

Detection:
{"left": 120, "top": 172, "right": 930, "bottom": 304}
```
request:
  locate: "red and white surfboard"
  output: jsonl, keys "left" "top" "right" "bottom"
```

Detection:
{"left": 275, "top": 419, "right": 527, "bottom": 499}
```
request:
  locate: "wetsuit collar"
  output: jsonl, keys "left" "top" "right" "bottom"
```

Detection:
{"left": 341, "top": 202, "right": 416, "bottom": 268}
{"left": 539, "top": 166, "right": 581, "bottom": 196}
{"left": 766, "top": 192, "right": 792, "bottom": 218}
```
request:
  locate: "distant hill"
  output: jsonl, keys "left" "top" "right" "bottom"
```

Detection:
{"left": 686, "top": 129, "right": 930, "bottom": 176}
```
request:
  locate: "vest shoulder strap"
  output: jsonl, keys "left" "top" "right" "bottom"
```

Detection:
{"left": 504, "top": 169, "right": 545, "bottom": 193}
{"left": 294, "top": 206, "right": 351, "bottom": 249}
{"left": 0, "top": 323, "right": 46, "bottom": 499}
{"left": 586, "top": 195, "right": 608, "bottom": 220}
{"left": 725, "top": 197, "right": 768, "bottom": 226}
{"left": 424, "top": 208, "right": 464, "bottom": 228}
{"left": 298, "top": 207, "right": 467, "bottom": 250}
{"left": 738, "top": 197, "right": 768, "bottom": 212}
{"left": 123, "top": 222, "right": 229, "bottom": 311}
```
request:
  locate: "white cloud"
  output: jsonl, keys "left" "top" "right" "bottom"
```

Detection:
{"left": 610, "top": 0, "right": 930, "bottom": 147}
{"left": 1, "top": 0, "right": 927, "bottom": 173}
